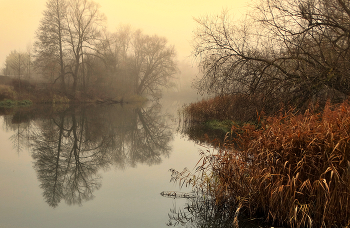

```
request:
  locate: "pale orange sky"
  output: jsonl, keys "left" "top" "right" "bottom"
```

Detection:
{"left": 0, "top": 0, "right": 248, "bottom": 67}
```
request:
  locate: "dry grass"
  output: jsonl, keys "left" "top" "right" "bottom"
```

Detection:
{"left": 172, "top": 100, "right": 350, "bottom": 227}
{"left": 184, "top": 94, "right": 266, "bottom": 123}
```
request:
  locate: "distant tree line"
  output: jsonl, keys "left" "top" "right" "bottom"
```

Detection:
{"left": 193, "top": 0, "right": 350, "bottom": 111}
{"left": 2, "top": 50, "right": 32, "bottom": 80}
{"left": 1, "top": 0, "right": 177, "bottom": 100}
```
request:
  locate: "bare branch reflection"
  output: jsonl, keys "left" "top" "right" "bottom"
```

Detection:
{"left": 166, "top": 197, "right": 236, "bottom": 228}
{"left": 4, "top": 103, "right": 172, "bottom": 207}
{"left": 129, "top": 104, "right": 172, "bottom": 166}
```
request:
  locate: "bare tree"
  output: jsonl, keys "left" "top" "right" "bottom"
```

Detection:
{"left": 88, "top": 26, "right": 133, "bottom": 97}
{"left": 130, "top": 30, "right": 177, "bottom": 99}
{"left": 65, "top": 0, "right": 106, "bottom": 98}
{"left": 193, "top": 0, "right": 350, "bottom": 111}
{"left": 34, "top": 0, "right": 106, "bottom": 98}
{"left": 5, "top": 50, "right": 31, "bottom": 79}
{"left": 25, "top": 43, "right": 33, "bottom": 80}
{"left": 90, "top": 27, "right": 177, "bottom": 99}
{"left": 34, "top": 0, "right": 68, "bottom": 93}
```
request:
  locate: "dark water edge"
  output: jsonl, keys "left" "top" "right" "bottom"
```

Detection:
{"left": 165, "top": 194, "right": 280, "bottom": 228}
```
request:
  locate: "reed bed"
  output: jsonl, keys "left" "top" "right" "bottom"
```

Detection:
{"left": 172, "top": 101, "right": 350, "bottom": 227}
{"left": 184, "top": 94, "right": 265, "bottom": 123}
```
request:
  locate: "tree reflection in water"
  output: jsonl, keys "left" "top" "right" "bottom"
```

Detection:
{"left": 166, "top": 196, "right": 236, "bottom": 228}
{"left": 3, "top": 102, "right": 172, "bottom": 207}
{"left": 166, "top": 196, "right": 270, "bottom": 228}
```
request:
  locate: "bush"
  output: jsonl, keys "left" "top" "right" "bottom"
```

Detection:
{"left": 52, "top": 94, "right": 70, "bottom": 104}
{"left": 11, "top": 78, "right": 36, "bottom": 92}
{"left": 173, "top": 101, "right": 350, "bottom": 227}
{"left": 17, "top": 100, "right": 33, "bottom": 106}
{"left": 0, "top": 85, "right": 17, "bottom": 101}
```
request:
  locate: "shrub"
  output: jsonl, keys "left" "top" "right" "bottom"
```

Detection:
{"left": 11, "top": 78, "right": 36, "bottom": 92}
{"left": 0, "top": 85, "right": 17, "bottom": 101}
{"left": 52, "top": 94, "right": 70, "bottom": 104}
{"left": 173, "top": 101, "right": 350, "bottom": 227}
{"left": 17, "top": 100, "right": 33, "bottom": 106}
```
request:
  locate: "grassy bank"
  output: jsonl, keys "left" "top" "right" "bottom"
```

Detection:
{"left": 181, "top": 95, "right": 263, "bottom": 144}
{"left": 177, "top": 98, "right": 350, "bottom": 227}
{"left": 0, "top": 83, "right": 148, "bottom": 107}
{"left": 0, "top": 99, "right": 33, "bottom": 108}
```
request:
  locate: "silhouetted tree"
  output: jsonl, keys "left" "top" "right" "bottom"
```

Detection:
{"left": 95, "top": 27, "right": 178, "bottom": 99}
{"left": 65, "top": 0, "right": 106, "bottom": 98}
{"left": 4, "top": 50, "right": 31, "bottom": 80}
{"left": 193, "top": 0, "right": 350, "bottom": 111}
{"left": 34, "top": 0, "right": 106, "bottom": 98}
{"left": 131, "top": 30, "right": 177, "bottom": 99}
{"left": 34, "top": 0, "right": 68, "bottom": 93}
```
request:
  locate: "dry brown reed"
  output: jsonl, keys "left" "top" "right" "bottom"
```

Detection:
{"left": 172, "top": 101, "right": 350, "bottom": 227}
{"left": 184, "top": 94, "right": 265, "bottom": 123}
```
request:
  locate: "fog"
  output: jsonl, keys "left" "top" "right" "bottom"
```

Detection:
{"left": 0, "top": 0, "right": 248, "bottom": 88}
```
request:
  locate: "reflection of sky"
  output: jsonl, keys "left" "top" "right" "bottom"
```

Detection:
{"left": 0, "top": 113, "right": 202, "bottom": 228}
{"left": 0, "top": 121, "right": 44, "bottom": 228}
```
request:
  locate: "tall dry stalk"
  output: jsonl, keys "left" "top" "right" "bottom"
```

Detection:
{"left": 173, "top": 101, "right": 350, "bottom": 227}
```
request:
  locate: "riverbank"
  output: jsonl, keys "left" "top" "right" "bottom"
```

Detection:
{"left": 0, "top": 83, "right": 148, "bottom": 108}
{"left": 0, "top": 99, "right": 33, "bottom": 108}
{"left": 180, "top": 94, "right": 263, "bottom": 145}
{"left": 178, "top": 96, "right": 350, "bottom": 227}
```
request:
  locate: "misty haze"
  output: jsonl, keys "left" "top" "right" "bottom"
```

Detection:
{"left": 2, "top": 0, "right": 350, "bottom": 227}
{"left": 0, "top": 0, "right": 234, "bottom": 227}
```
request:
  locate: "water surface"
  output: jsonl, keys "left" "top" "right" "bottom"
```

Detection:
{"left": 0, "top": 98, "right": 205, "bottom": 228}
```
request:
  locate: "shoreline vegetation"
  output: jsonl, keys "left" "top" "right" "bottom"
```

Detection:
{"left": 176, "top": 95, "right": 350, "bottom": 227}
{"left": 0, "top": 81, "right": 148, "bottom": 109}
{"left": 172, "top": 0, "right": 350, "bottom": 226}
{"left": 2, "top": 0, "right": 177, "bottom": 111}
{"left": 179, "top": 94, "right": 264, "bottom": 145}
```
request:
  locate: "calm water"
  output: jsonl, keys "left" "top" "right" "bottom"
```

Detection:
{"left": 0, "top": 95, "right": 225, "bottom": 228}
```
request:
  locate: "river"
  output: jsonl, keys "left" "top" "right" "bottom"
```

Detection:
{"left": 0, "top": 93, "right": 231, "bottom": 228}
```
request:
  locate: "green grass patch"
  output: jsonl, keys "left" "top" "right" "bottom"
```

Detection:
{"left": 205, "top": 120, "right": 236, "bottom": 133}
{"left": 0, "top": 99, "right": 33, "bottom": 108}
